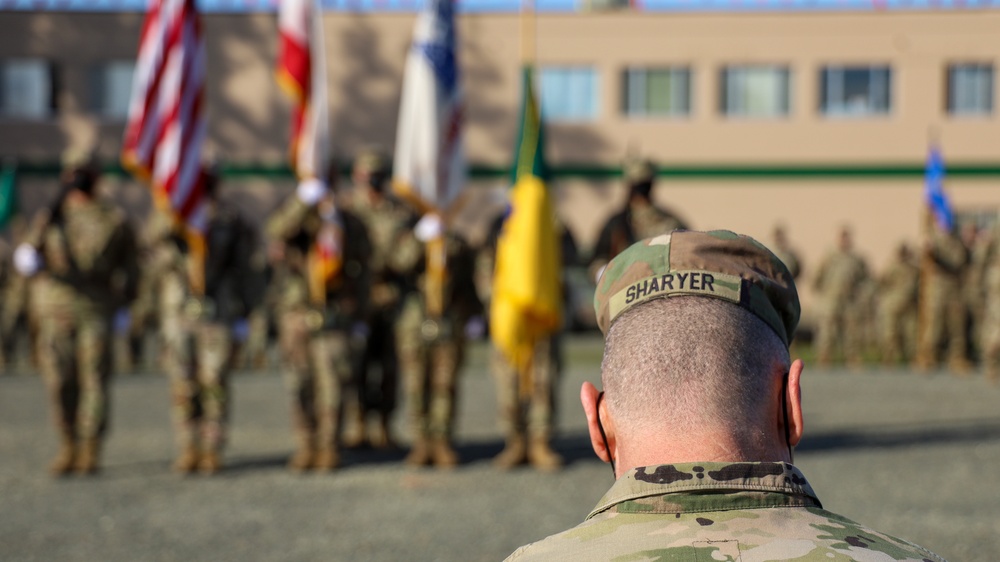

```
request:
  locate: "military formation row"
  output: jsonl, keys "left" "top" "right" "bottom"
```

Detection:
{"left": 0, "top": 150, "right": 569, "bottom": 478}
{"left": 798, "top": 223, "right": 1000, "bottom": 379}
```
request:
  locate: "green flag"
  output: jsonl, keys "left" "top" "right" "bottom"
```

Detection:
{"left": 0, "top": 162, "right": 17, "bottom": 230}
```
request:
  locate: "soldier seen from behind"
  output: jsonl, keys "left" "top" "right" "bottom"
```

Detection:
{"left": 506, "top": 230, "right": 945, "bottom": 562}
{"left": 13, "top": 150, "right": 139, "bottom": 476}
{"left": 266, "top": 173, "right": 371, "bottom": 473}
{"left": 589, "top": 157, "right": 689, "bottom": 282}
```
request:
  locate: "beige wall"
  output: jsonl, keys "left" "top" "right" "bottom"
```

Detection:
{"left": 2, "top": 9, "right": 1000, "bottom": 320}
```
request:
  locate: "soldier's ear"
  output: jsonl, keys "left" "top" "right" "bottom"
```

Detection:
{"left": 581, "top": 382, "right": 615, "bottom": 465}
{"left": 784, "top": 359, "right": 804, "bottom": 448}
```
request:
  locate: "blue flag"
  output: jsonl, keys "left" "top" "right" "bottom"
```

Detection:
{"left": 924, "top": 146, "right": 953, "bottom": 231}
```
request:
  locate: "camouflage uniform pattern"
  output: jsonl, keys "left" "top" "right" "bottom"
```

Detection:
{"left": 979, "top": 225, "right": 1000, "bottom": 380}
{"left": 146, "top": 204, "right": 256, "bottom": 467}
{"left": 477, "top": 212, "right": 568, "bottom": 469}
{"left": 343, "top": 190, "right": 419, "bottom": 447}
{"left": 590, "top": 200, "right": 689, "bottom": 281}
{"left": 916, "top": 229, "right": 969, "bottom": 371}
{"left": 505, "top": 462, "right": 946, "bottom": 562}
{"left": 878, "top": 247, "right": 920, "bottom": 364}
{"left": 397, "top": 232, "right": 481, "bottom": 465}
{"left": 266, "top": 195, "right": 371, "bottom": 470}
{"left": 25, "top": 193, "right": 139, "bottom": 471}
{"left": 813, "top": 244, "right": 869, "bottom": 365}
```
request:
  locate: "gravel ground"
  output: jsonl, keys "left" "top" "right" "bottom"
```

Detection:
{"left": 2, "top": 335, "right": 999, "bottom": 561}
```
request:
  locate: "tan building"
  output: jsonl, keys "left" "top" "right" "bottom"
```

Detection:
{"left": 1, "top": 7, "right": 999, "bottom": 321}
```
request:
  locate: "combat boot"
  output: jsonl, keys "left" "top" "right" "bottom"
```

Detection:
{"left": 430, "top": 437, "right": 458, "bottom": 469}
{"left": 198, "top": 450, "right": 222, "bottom": 475}
{"left": 340, "top": 404, "right": 367, "bottom": 449}
{"left": 948, "top": 358, "right": 973, "bottom": 377}
{"left": 369, "top": 413, "right": 396, "bottom": 450}
{"left": 492, "top": 434, "right": 527, "bottom": 470}
{"left": 75, "top": 438, "right": 101, "bottom": 475}
{"left": 287, "top": 436, "right": 315, "bottom": 473}
{"left": 405, "top": 435, "right": 432, "bottom": 467}
{"left": 173, "top": 445, "right": 200, "bottom": 475}
{"left": 313, "top": 447, "right": 340, "bottom": 472}
{"left": 50, "top": 436, "right": 77, "bottom": 477}
{"left": 527, "top": 436, "right": 563, "bottom": 472}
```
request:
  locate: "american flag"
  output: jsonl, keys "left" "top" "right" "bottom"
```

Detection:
{"left": 121, "top": 0, "right": 210, "bottom": 234}
{"left": 277, "top": 0, "right": 329, "bottom": 180}
{"left": 392, "top": 0, "right": 466, "bottom": 211}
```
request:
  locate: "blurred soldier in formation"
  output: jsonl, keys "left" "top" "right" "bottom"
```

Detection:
{"left": 112, "top": 232, "right": 160, "bottom": 374}
{"left": 878, "top": 243, "right": 920, "bottom": 365}
{"left": 476, "top": 211, "right": 573, "bottom": 472}
{"left": 589, "top": 157, "right": 689, "bottom": 281}
{"left": 915, "top": 225, "right": 971, "bottom": 373}
{"left": 0, "top": 237, "right": 11, "bottom": 370}
{"left": 147, "top": 168, "right": 257, "bottom": 475}
{"left": 1, "top": 217, "right": 33, "bottom": 371}
{"left": 266, "top": 175, "right": 371, "bottom": 472}
{"left": 240, "top": 252, "right": 274, "bottom": 371}
{"left": 812, "top": 227, "right": 869, "bottom": 368}
{"left": 342, "top": 151, "right": 418, "bottom": 449}
{"left": 770, "top": 224, "right": 802, "bottom": 280}
{"left": 399, "top": 215, "right": 482, "bottom": 469}
{"left": 979, "top": 223, "right": 1000, "bottom": 382}
{"left": 960, "top": 221, "right": 987, "bottom": 358}
{"left": 13, "top": 151, "right": 139, "bottom": 475}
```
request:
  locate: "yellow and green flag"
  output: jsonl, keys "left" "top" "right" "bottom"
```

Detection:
{"left": 490, "top": 65, "right": 562, "bottom": 373}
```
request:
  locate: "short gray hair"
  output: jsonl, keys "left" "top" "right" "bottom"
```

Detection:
{"left": 601, "top": 297, "right": 790, "bottom": 448}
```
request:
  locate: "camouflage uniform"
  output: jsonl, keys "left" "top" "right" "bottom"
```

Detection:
{"left": 979, "top": 225, "right": 1000, "bottom": 381}
{"left": 398, "top": 232, "right": 481, "bottom": 468}
{"left": 20, "top": 173, "right": 139, "bottom": 475}
{"left": 477, "top": 212, "right": 569, "bottom": 471}
{"left": 505, "top": 462, "right": 945, "bottom": 562}
{"left": 266, "top": 189, "right": 371, "bottom": 472}
{"left": 513, "top": 231, "right": 943, "bottom": 562}
{"left": 813, "top": 232, "right": 869, "bottom": 366}
{"left": 589, "top": 158, "right": 689, "bottom": 281}
{"left": 916, "top": 228, "right": 970, "bottom": 373}
{"left": 878, "top": 245, "right": 920, "bottom": 365}
{"left": 770, "top": 226, "right": 802, "bottom": 280}
{"left": 343, "top": 177, "right": 419, "bottom": 449}
{"left": 147, "top": 196, "right": 257, "bottom": 474}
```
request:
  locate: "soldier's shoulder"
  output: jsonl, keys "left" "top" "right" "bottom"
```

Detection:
{"left": 506, "top": 507, "right": 944, "bottom": 562}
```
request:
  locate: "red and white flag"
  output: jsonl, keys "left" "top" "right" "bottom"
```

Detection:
{"left": 122, "top": 0, "right": 210, "bottom": 234}
{"left": 277, "top": 0, "right": 329, "bottom": 180}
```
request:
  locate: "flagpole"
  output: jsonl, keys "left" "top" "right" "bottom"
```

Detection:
{"left": 520, "top": 0, "right": 536, "bottom": 66}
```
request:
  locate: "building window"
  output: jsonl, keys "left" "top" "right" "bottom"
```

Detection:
{"left": 947, "top": 63, "right": 994, "bottom": 116}
{"left": 820, "top": 66, "right": 892, "bottom": 117}
{"left": 92, "top": 61, "right": 136, "bottom": 120}
{"left": 539, "top": 67, "right": 599, "bottom": 122}
{"left": 0, "top": 59, "right": 53, "bottom": 119}
{"left": 720, "top": 65, "right": 790, "bottom": 118}
{"left": 623, "top": 67, "right": 691, "bottom": 117}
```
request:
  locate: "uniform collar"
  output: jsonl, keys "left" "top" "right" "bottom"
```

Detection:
{"left": 588, "top": 461, "right": 821, "bottom": 520}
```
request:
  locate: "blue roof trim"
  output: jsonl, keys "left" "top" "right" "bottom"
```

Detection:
{"left": 0, "top": 0, "right": 997, "bottom": 12}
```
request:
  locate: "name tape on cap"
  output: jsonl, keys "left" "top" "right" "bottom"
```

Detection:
{"left": 608, "top": 270, "right": 743, "bottom": 323}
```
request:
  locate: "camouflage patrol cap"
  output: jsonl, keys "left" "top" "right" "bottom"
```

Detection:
{"left": 594, "top": 230, "right": 800, "bottom": 347}
{"left": 623, "top": 157, "right": 656, "bottom": 184}
{"left": 61, "top": 147, "right": 97, "bottom": 173}
{"left": 353, "top": 148, "right": 390, "bottom": 175}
